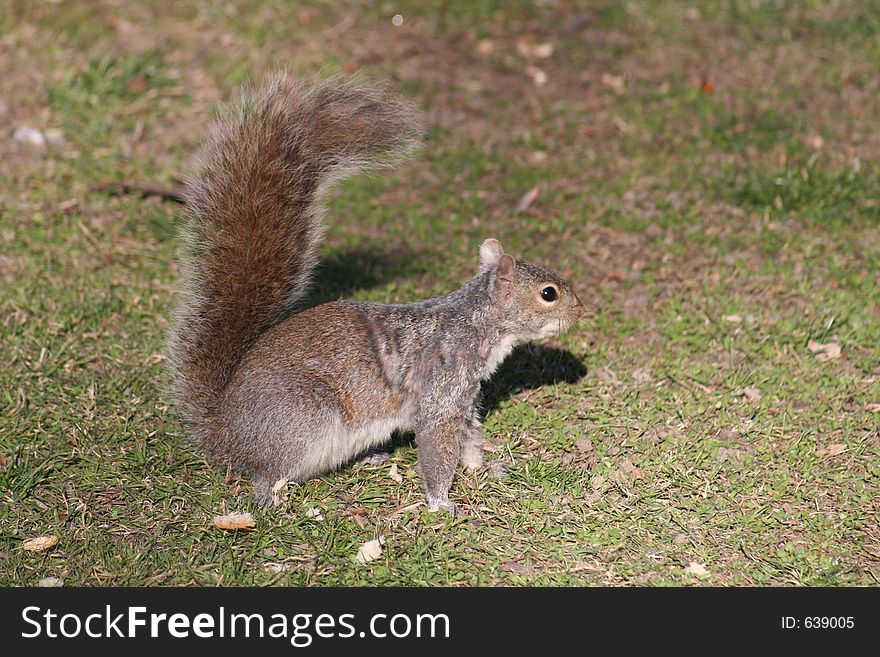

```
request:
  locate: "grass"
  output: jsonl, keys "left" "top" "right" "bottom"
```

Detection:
{"left": 1, "top": 0, "right": 878, "bottom": 586}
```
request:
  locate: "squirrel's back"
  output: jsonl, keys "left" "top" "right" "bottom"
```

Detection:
{"left": 167, "top": 73, "right": 422, "bottom": 455}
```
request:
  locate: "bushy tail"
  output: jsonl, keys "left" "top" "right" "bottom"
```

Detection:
{"left": 167, "top": 72, "right": 422, "bottom": 432}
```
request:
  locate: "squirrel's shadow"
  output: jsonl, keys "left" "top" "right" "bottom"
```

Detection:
{"left": 305, "top": 246, "right": 427, "bottom": 307}
{"left": 478, "top": 345, "right": 587, "bottom": 419}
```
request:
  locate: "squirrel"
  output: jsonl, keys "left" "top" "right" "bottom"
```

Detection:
{"left": 167, "top": 72, "right": 584, "bottom": 512}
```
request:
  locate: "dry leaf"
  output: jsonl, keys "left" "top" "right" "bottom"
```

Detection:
{"left": 56, "top": 198, "right": 79, "bottom": 214}
{"left": 516, "top": 185, "right": 541, "bottom": 212}
{"left": 22, "top": 535, "right": 58, "bottom": 552}
{"left": 349, "top": 507, "right": 370, "bottom": 529}
{"left": 613, "top": 116, "right": 634, "bottom": 135}
{"left": 389, "top": 501, "right": 424, "bottom": 516}
{"left": 515, "top": 35, "right": 534, "bottom": 56}
{"left": 13, "top": 126, "right": 65, "bottom": 147}
{"left": 529, "top": 150, "right": 548, "bottom": 165}
{"left": 264, "top": 558, "right": 317, "bottom": 574}
{"left": 264, "top": 562, "right": 293, "bottom": 574}
{"left": 532, "top": 42, "right": 554, "bottom": 59}
{"left": 524, "top": 66, "right": 547, "bottom": 87}
{"left": 865, "top": 403, "right": 880, "bottom": 412}
{"left": 717, "top": 447, "right": 744, "bottom": 463}
{"left": 574, "top": 438, "right": 594, "bottom": 454}
{"left": 684, "top": 561, "right": 710, "bottom": 577}
{"left": 213, "top": 512, "right": 256, "bottom": 531}
{"left": 38, "top": 577, "right": 63, "bottom": 587}
{"left": 305, "top": 507, "right": 324, "bottom": 521}
{"left": 743, "top": 386, "right": 762, "bottom": 403}
{"left": 600, "top": 73, "right": 625, "bottom": 95}
{"left": 816, "top": 443, "right": 847, "bottom": 457}
{"left": 723, "top": 314, "right": 742, "bottom": 323}
{"left": 517, "top": 38, "right": 554, "bottom": 59}
{"left": 632, "top": 366, "right": 653, "bottom": 383}
{"left": 388, "top": 463, "right": 403, "bottom": 483}
{"left": 516, "top": 34, "right": 553, "bottom": 59}
{"left": 356, "top": 536, "right": 386, "bottom": 564}
{"left": 500, "top": 561, "right": 534, "bottom": 576}
{"left": 807, "top": 340, "right": 841, "bottom": 361}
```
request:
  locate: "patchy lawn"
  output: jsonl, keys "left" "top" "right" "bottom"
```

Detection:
{"left": 1, "top": 0, "right": 878, "bottom": 586}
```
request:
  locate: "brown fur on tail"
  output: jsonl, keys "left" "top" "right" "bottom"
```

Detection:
{"left": 167, "top": 73, "right": 422, "bottom": 441}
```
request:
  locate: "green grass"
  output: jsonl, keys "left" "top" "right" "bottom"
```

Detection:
{"left": 1, "top": 0, "right": 878, "bottom": 586}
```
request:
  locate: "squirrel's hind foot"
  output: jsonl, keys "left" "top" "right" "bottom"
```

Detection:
{"left": 426, "top": 496, "right": 458, "bottom": 515}
{"left": 460, "top": 438, "right": 486, "bottom": 471}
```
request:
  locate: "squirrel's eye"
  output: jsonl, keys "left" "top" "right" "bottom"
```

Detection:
{"left": 540, "top": 286, "right": 558, "bottom": 302}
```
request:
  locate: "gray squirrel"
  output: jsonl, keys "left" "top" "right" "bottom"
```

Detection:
{"left": 167, "top": 73, "right": 584, "bottom": 512}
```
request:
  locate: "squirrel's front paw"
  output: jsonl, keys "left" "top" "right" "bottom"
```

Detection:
{"left": 354, "top": 449, "right": 391, "bottom": 466}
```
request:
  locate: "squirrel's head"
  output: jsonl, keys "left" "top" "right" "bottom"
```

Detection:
{"left": 479, "top": 238, "right": 584, "bottom": 340}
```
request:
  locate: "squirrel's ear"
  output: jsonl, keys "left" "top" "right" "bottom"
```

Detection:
{"left": 495, "top": 254, "right": 516, "bottom": 289}
{"left": 479, "top": 238, "right": 504, "bottom": 268}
